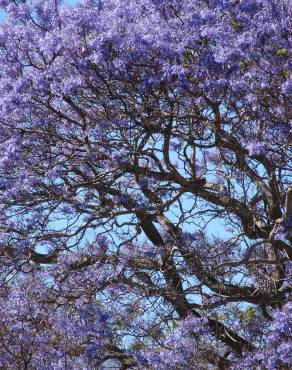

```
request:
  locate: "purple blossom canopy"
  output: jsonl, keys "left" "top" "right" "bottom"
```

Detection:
{"left": 0, "top": 0, "right": 291, "bottom": 368}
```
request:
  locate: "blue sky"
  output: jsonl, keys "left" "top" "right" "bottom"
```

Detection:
{"left": 64, "top": 0, "right": 80, "bottom": 5}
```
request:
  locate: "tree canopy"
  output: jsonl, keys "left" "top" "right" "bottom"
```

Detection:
{"left": 0, "top": 0, "right": 291, "bottom": 368}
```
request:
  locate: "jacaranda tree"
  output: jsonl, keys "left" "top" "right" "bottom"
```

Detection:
{"left": 0, "top": 0, "right": 291, "bottom": 368}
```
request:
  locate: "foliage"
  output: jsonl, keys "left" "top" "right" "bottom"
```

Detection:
{"left": 0, "top": 0, "right": 291, "bottom": 368}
